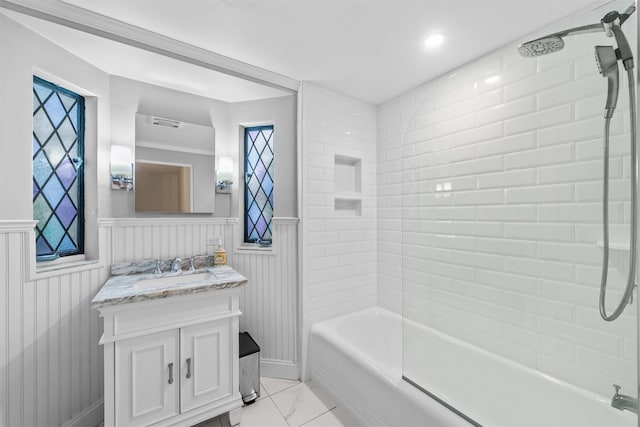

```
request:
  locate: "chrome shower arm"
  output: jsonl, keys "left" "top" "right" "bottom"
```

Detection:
{"left": 548, "top": 23, "right": 603, "bottom": 38}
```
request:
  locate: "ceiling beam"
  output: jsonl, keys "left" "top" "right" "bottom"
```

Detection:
{"left": 0, "top": 0, "right": 300, "bottom": 94}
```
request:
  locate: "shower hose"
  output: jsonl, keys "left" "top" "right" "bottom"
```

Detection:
{"left": 600, "top": 68, "right": 637, "bottom": 321}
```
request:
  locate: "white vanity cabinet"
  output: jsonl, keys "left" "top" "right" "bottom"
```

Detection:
{"left": 95, "top": 283, "right": 245, "bottom": 427}
{"left": 115, "top": 329, "right": 180, "bottom": 426}
{"left": 180, "top": 319, "right": 232, "bottom": 412}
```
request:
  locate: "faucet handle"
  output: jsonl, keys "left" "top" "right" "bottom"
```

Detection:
{"left": 154, "top": 258, "right": 162, "bottom": 274}
{"left": 188, "top": 257, "right": 196, "bottom": 271}
{"left": 613, "top": 384, "right": 621, "bottom": 396}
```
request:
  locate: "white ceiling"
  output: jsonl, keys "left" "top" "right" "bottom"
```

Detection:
{"left": 2, "top": 10, "right": 293, "bottom": 103}
{"left": 5, "top": 0, "right": 606, "bottom": 105}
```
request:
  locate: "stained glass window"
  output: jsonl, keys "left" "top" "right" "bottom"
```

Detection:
{"left": 244, "top": 125, "right": 274, "bottom": 243}
{"left": 32, "top": 76, "right": 84, "bottom": 260}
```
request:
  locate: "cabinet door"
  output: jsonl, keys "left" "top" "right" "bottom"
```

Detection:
{"left": 180, "top": 319, "right": 232, "bottom": 412}
{"left": 115, "top": 329, "right": 179, "bottom": 426}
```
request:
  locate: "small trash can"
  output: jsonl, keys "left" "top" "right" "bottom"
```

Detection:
{"left": 239, "top": 332, "right": 260, "bottom": 404}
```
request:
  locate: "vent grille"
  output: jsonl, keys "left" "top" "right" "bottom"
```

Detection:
{"left": 152, "top": 116, "right": 181, "bottom": 128}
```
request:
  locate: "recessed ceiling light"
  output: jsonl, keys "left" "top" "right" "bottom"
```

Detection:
{"left": 424, "top": 33, "right": 446, "bottom": 49}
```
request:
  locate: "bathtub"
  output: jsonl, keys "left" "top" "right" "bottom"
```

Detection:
{"left": 309, "top": 307, "right": 636, "bottom": 427}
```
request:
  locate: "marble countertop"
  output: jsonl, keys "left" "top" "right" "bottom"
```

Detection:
{"left": 91, "top": 265, "right": 247, "bottom": 308}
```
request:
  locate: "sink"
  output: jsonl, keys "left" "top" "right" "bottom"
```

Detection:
{"left": 135, "top": 270, "right": 218, "bottom": 289}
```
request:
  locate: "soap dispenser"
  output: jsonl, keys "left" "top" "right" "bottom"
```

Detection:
{"left": 214, "top": 239, "right": 227, "bottom": 266}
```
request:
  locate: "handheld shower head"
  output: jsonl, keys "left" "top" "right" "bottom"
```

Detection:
{"left": 594, "top": 45, "right": 620, "bottom": 118}
{"left": 518, "top": 36, "right": 565, "bottom": 57}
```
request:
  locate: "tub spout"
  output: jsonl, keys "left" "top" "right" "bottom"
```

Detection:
{"left": 611, "top": 385, "right": 638, "bottom": 414}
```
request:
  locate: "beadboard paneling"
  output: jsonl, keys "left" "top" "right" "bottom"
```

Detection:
{"left": 102, "top": 218, "right": 236, "bottom": 265}
{"left": 0, "top": 222, "right": 107, "bottom": 427}
{"left": 0, "top": 217, "right": 298, "bottom": 426}
{"left": 103, "top": 217, "right": 299, "bottom": 374}
{"left": 235, "top": 218, "right": 299, "bottom": 367}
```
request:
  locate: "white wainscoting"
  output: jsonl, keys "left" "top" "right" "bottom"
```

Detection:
{"left": 0, "top": 220, "right": 107, "bottom": 427}
{"left": 235, "top": 217, "right": 299, "bottom": 379}
{"left": 100, "top": 217, "right": 237, "bottom": 265}
{"left": 0, "top": 217, "right": 298, "bottom": 427}
{"left": 101, "top": 216, "right": 300, "bottom": 380}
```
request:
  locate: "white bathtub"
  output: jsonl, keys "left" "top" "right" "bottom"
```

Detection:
{"left": 309, "top": 307, "right": 636, "bottom": 427}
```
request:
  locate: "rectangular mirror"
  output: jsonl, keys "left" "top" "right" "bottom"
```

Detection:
{"left": 135, "top": 113, "right": 215, "bottom": 213}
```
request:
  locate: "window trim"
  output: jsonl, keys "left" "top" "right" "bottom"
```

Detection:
{"left": 32, "top": 75, "right": 86, "bottom": 261}
{"left": 242, "top": 124, "right": 275, "bottom": 245}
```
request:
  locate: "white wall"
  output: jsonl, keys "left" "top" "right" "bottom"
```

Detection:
{"left": 109, "top": 75, "right": 231, "bottom": 217}
{"left": 231, "top": 96, "right": 298, "bottom": 218}
{"left": 300, "top": 82, "right": 377, "bottom": 378}
{"left": 377, "top": 3, "right": 637, "bottom": 398}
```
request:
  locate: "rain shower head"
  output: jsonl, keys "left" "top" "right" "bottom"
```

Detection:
{"left": 517, "top": 36, "right": 565, "bottom": 57}
{"left": 517, "top": 22, "right": 604, "bottom": 58}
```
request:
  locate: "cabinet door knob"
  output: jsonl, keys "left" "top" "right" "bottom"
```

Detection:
{"left": 186, "top": 357, "right": 192, "bottom": 379}
{"left": 168, "top": 362, "right": 174, "bottom": 384}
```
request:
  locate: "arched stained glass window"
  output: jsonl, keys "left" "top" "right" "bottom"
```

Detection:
{"left": 244, "top": 125, "right": 274, "bottom": 243}
{"left": 32, "top": 76, "right": 85, "bottom": 260}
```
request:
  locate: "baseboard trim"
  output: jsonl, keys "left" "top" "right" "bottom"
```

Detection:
{"left": 261, "top": 359, "right": 299, "bottom": 380}
{"left": 62, "top": 399, "right": 104, "bottom": 427}
{"left": 57, "top": 362, "right": 297, "bottom": 427}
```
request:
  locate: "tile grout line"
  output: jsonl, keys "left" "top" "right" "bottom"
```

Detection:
{"left": 298, "top": 407, "right": 336, "bottom": 427}
{"left": 261, "top": 379, "right": 300, "bottom": 427}
{"left": 270, "top": 381, "right": 339, "bottom": 427}
{"left": 270, "top": 394, "right": 291, "bottom": 427}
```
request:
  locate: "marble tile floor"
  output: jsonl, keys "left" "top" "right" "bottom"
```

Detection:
{"left": 197, "top": 377, "right": 354, "bottom": 427}
{"left": 97, "top": 377, "right": 353, "bottom": 427}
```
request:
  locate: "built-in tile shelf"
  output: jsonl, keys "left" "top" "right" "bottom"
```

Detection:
{"left": 596, "top": 240, "right": 631, "bottom": 276}
{"left": 334, "top": 155, "right": 362, "bottom": 216}
{"left": 334, "top": 192, "right": 363, "bottom": 200}
{"left": 334, "top": 197, "right": 362, "bottom": 216}
{"left": 596, "top": 240, "right": 630, "bottom": 251}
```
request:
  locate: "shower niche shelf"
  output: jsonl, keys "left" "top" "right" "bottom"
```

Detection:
{"left": 334, "top": 155, "right": 362, "bottom": 216}
{"left": 596, "top": 240, "right": 629, "bottom": 251}
{"left": 596, "top": 240, "right": 631, "bottom": 276}
{"left": 334, "top": 196, "right": 362, "bottom": 216}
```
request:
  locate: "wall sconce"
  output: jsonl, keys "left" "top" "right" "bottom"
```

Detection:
{"left": 216, "top": 156, "right": 234, "bottom": 193}
{"left": 111, "top": 145, "right": 133, "bottom": 191}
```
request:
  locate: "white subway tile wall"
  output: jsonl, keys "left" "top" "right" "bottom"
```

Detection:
{"left": 377, "top": 15, "right": 637, "bottom": 397}
{"left": 302, "top": 83, "right": 378, "bottom": 329}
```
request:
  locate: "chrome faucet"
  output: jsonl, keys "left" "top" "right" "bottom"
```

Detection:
{"left": 171, "top": 257, "right": 183, "bottom": 273}
{"left": 612, "top": 385, "right": 638, "bottom": 413}
{"left": 153, "top": 259, "right": 162, "bottom": 274}
{"left": 188, "top": 257, "right": 196, "bottom": 272}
